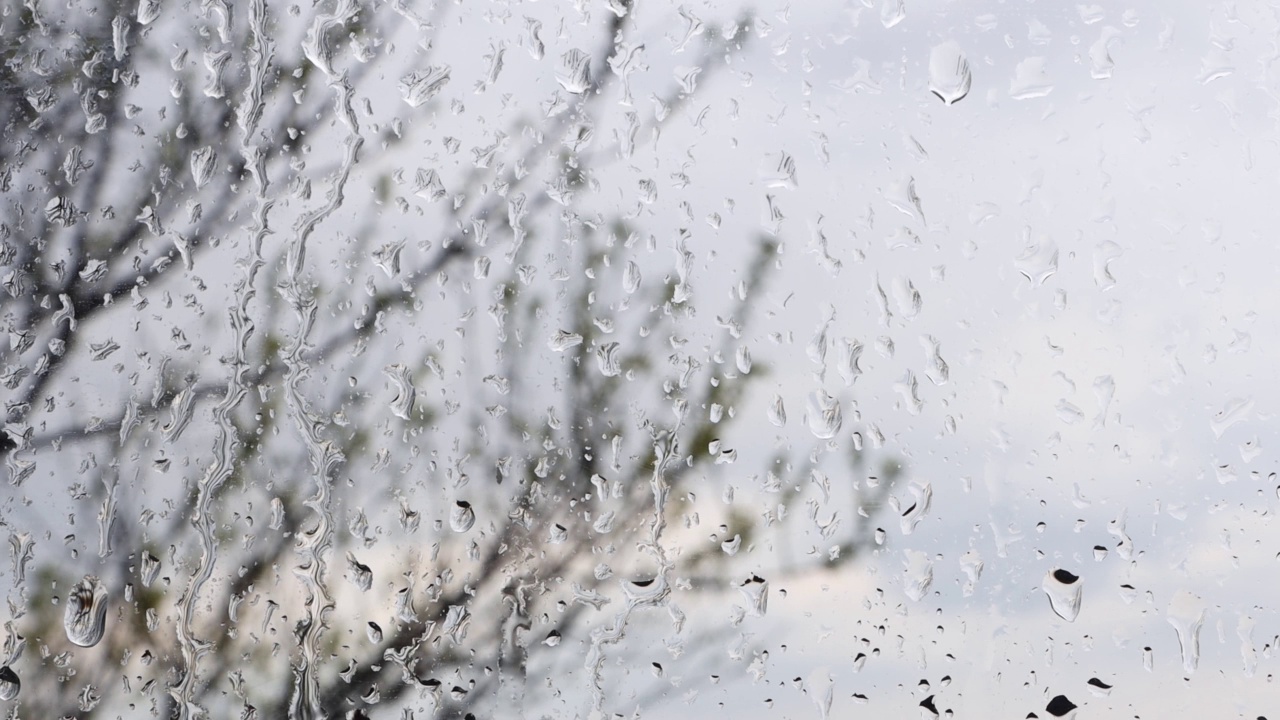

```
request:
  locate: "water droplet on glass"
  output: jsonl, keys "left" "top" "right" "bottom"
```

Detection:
{"left": 760, "top": 151, "right": 798, "bottom": 189}
{"left": 896, "top": 482, "right": 932, "bottom": 534}
{"left": 64, "top": 575, "right": 109, "bottom": 648}
{"left": 190, "top": 146, "right": 217, "bottom": 189}
{"left": 384, "top": 364, "right": 417, "bottom": 421}
{"left": 140, "top": 551, "right": 161, "bottom": 588}
{"left": 805, "top": 391, "right": 843, "bottom": 440}
{"left": 767, "top": 394, "right": 787, "bottom": 428}
{"left": 921, "top": 336, "right": 949, "bottom": 385}
{"left": 902, "top": 550, "right": 933, "bottom": 601}
{"left": 1167, "top": 590, "right": 1205, "bottom": 674}
{"left": 807, "top": 667, "right": 834, "bottom": 719}
{"left": 367, "top": 621, "right": 383, "bottom": 644}
{"left": 960, "top": 550, "right": 983, "bottom": 596}
{"left": 347, "top": 552, "right": 373, "bottom": 592}
{"left": 886, "top": 177, "right": 925, "bottom": 225}
{"left": 1045, "top": 694, "right": 1077, "bottom": 718}
{"left": 595, "top": 342, "right": 621, "bottom": 377}
{"left": 450, "top": 501, "right": 475, "bottom": 533}
{"left": 399, "top": 65, "right": 452, "bottom": 107}
{"left": 880, "top": 0, "right": 905, "bottom": 28}
{"left": 548, "top": 524, "right": 568, "bottom": 544}
{"left": 1210, "top": 397, "right": 1253, "bottom": 438}
{"left": 137, "top": 0, "right": 161, "bottom": 24}
{"left": 1015, "top": 232, "right": 1059, "bottom": 285}
{"left": 836, "top": 338, "right": 863, "bottom": 387}
{"left": 0, "top": 666, "right": 18, "bottom": 700}
{"left": 928, "top": 41, "right": 971, "bottom": 105}
{"left": 739, "top": 575, "right": 768, "bottom": 617}
{"left": 1042, "top": 568, "right": 1082, "bottom": 622}
{"left": 720, "top": 534, "right": 741, "bottom": 555}
{"left": 1009, "top": 57, "right": 1054, "bottom": 99}
{"left": 556, "top": 49, "right": 592, "bottom": 94}
{"left": 413, "top": 168, "right": 447, "bottom": 202}
{"left": 549, "top": 330, "right": 583, "bottom": 352}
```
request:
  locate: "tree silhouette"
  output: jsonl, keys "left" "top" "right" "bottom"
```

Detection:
{"left": 0, "top": 1, "right": 895, "bottom": 717}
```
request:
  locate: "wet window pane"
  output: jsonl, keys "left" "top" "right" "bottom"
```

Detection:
{"left": 0, "top": 0, "right": 1274, "bottom": 718}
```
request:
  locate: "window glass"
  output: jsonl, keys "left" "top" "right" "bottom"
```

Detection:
{"left": 0, "top": 0, "right": 1273, "bottom": 718}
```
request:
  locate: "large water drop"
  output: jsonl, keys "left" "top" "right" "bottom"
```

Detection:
{"left": 399, "top": 65, "right": 452, "bottom": 107}
{"left": 64, "top": 575, "right": 109, "bottom": 648}
{"left": 1042, "top": 568, "right": 1082, "bottom": 622}
{"left": 1167, "top": 590, "right": 1205, "bottom": 674}
{"left": 928, "top": 41, "right": 971, "bottom": 105}
{"left": 739, "top": 575, "right": 769, "bottom": 617}
{"left": 804, "top": 391, "right": 843, "bottom": 440}
{"left": 450, "top": 501, "right": 476, "bottom": 533}
{"left": 0, "top": 666, "right": 18, "bottom": 700}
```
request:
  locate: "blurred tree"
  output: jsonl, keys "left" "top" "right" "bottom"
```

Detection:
{"left": 0, "top": 1, "right": 895, "bottom": 717}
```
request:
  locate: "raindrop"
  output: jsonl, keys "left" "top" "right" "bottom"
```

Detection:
{"left": 0, "top": 666, "right": 17, "bottom": 701}
{"left": 190, "top": 147, "right": 217, "bottom": 189}
{"left": 739, "top": 575, "right": 769, "bottom": 617}
{"left": 760, "top": 151, "right": 798, "bottom": 189}
{"left": 1015, "top": 232, "right": 1059, "bottom": 285}
{"left": 903, "top": 550, "right": 933, "bottom": 601}
{"left": 807, "top": 667, "right": 834, "bottom": 719}
{"left": 1042, "top": 568, "right": 1082, "bottom": 622}
{"left": 64, "top": 575, "right": 110, "bottom": 648}
{"left": 346, "top": 552, "right": 373, "bottom": 592}
{"left": 880, "top": 0, "right": 905, "bottom": 28}
{"left": 836, "top": 338, "right": 863, "bottom": 386}
{"left": 556, "top": 49, "right": 592, "bottom": 94}
{"left": 413, "top": 168, "right": 447, "bottom": 202}
{"left": 928, "top": 41, "right": 971, "bottom": 105}
{"left": 399, "top": 65, "right": 452, "bottom": 107}
{"left": 921, "top": 336, "right": 949, "bottom": 385}
{"left": 1210, "top": 397, "right": 1253, "bottom": 439}
{"left": 886, "top": 178, "right": 925, "bottom": 225}
{"left": 548, "top": 330, "right": 584, "bottom": 352}
{"left": 1009, "top": 57, "right": 1054, "bottom": 99}
{"left": 367, "top": 622, "right": 383, "bottom": 644}
{"left": 384, "top": 364, "right": 417, "bottom": 421}
{"left": 804, "top": 392, "right": 843, "bottom": 440}
{"left": 137, "top": 0, "right": 161, "bottom": 24}
{"left": 450, "top": 501, "right": 476, "bottom": 533}
{"left": 595, "top": 342, "right": 621, "bottom": 377}
{"left": 721, "top": 534, "right": 741, "bottom": 555}
{"left": 1086, "top": 677, "right": 1113, "bottom": 696}
{"left": 623, "top": 261, "right": 642, "bottom": 294}
{"left": 767, "top": 394, "right": 787, "bottom": 427}
{"left": 895, "top": 482, "right": 933, "bottom": 535}
{"left": 1167, "top": 590, "right": 1205, "bottom": 673}
{"left": 1045, "top": 694, "right": 1077, "bottom": 717}
{"left": 140, "top": 551, "right": 160, "bottom": 587}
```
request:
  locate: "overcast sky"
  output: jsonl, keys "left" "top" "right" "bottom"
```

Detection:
{"left": 571, "top": 0, "right": 1280, "bottom": 717}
